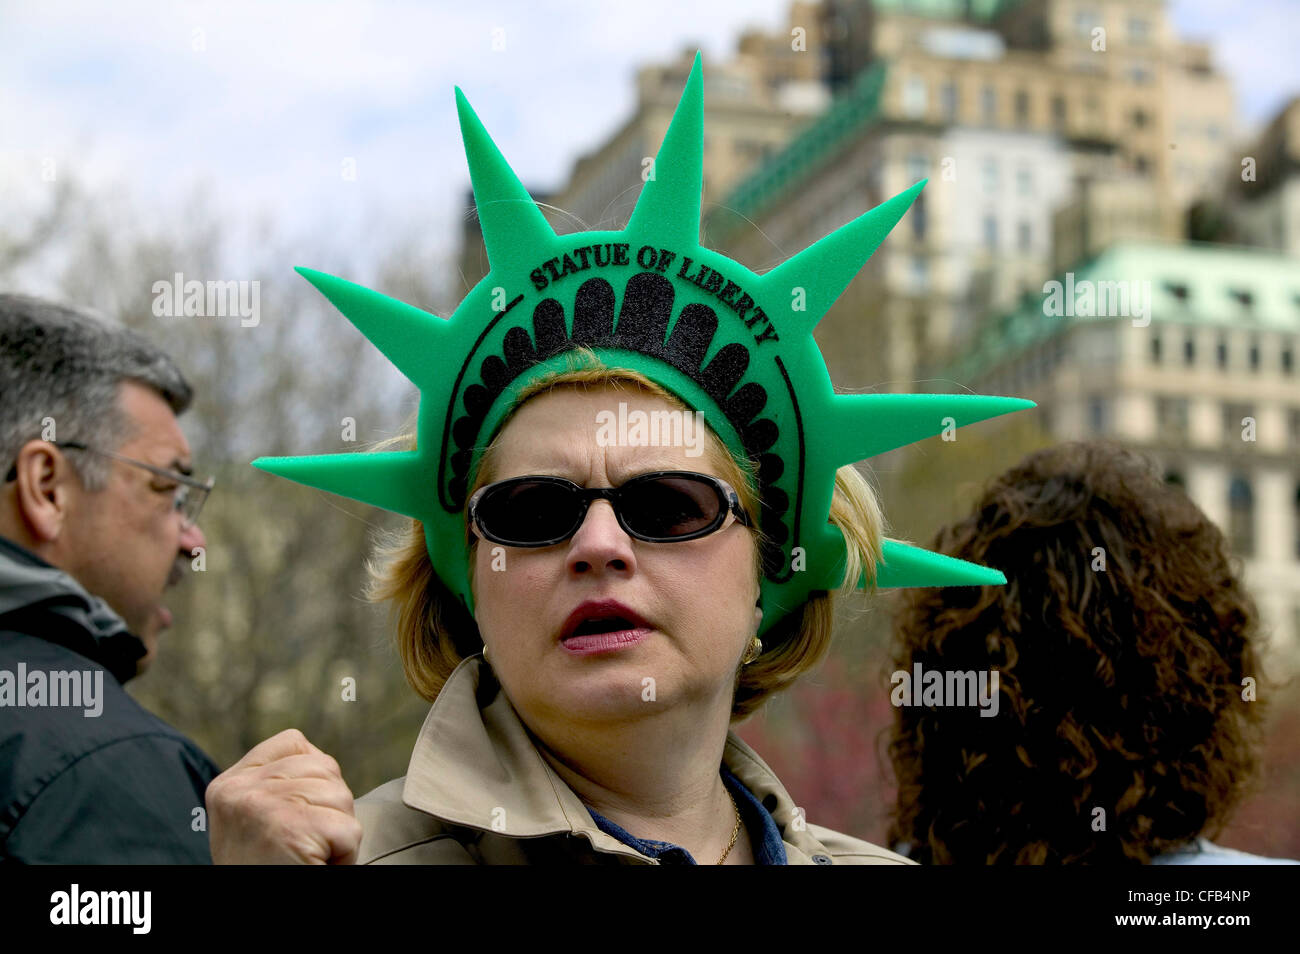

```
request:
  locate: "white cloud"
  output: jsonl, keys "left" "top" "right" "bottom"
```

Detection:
{"left": 2, "top": 0, "right": 1293, "bottom": 287}
{"left": 0, "top": 0, "right": 792, "bottom": 280}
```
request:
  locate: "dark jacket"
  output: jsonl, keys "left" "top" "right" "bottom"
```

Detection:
{"left": 0, "top": 535, "right": 219, "bottom": 863}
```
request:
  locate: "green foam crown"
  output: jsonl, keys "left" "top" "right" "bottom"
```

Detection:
{"left": 252, "top": 52, "right": 1035, "bottom": 637}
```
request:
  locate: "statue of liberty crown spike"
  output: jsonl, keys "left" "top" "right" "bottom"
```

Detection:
{"left": 252, "top": 51, "right": 1036, "bottom": 638}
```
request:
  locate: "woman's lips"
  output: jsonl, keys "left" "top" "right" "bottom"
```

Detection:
{"left": 559, "top": 599, "right": 650, "bottom": 641}
{"left": 560, "top": 627, "right": 651, "bottom": 656}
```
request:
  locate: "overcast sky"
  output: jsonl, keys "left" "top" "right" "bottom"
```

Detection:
{"left": 2, "top": 0, "right": 1296, "bottom": 295}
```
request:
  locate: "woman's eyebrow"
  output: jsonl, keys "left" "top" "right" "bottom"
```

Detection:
{"left": 507, "top": 448, "right": 588, "bottom": 476}
{"left": 509, "top": 464, "right": 578, "bottom": 477}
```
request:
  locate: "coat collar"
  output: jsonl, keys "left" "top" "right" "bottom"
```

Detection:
{"left": 0, "top": 534, "right": 144, "bottom": 684}
{"left": 400, "top": 653, "right": 834, "bottom": 863}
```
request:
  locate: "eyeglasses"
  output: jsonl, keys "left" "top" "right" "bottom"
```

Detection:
{"left": 4, "top": 440, "right": 215, "bottom": 530}
{"left": 467, "top": 471, "right": 752, "bottom": 548}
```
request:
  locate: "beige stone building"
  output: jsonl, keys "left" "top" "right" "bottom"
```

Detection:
{"left": 1050, "top": 175, "right": 1183, "bottom": 274}
{"left": 939, "top": 240, "right": 1300, "bottom": 664}
{"left": 705, "top": 0, "right": 1236, "bottom": 393}
{"left": 454, "top": 1, "right": 833, "bottom": 291}
{"left": 1225, "top": 97, "right": 1300, "bottom": 258}
{"left": 553, "top": 40, "right": 828, "bottom": 235}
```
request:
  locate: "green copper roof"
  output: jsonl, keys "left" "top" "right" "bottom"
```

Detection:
{"left": 707, "top": 1, "right": 1027, "bottom": 243}
{"left": 709, "top": 62, "right": 887, "bottom": 241}
{"left": 943, "top": 241, "right": 1300, "bottom": 383}
{"left": 869, "top": 0, "right": 1019, "bottom": 20}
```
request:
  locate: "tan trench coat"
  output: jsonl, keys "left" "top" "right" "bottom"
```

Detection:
{"left": 354, "top": 655, "right": 912, "bottom": 865}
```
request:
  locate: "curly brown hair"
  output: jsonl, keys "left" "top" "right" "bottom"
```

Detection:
{"left": 887, "top": 439, "right": 1270, "bottom": 864}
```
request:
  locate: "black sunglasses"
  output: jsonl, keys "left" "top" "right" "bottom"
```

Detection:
{"left": 467, "top": 471, "right": 752, "bottom": 547}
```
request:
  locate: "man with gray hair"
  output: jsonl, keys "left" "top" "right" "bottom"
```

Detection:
{"left": 0, "top": 292, "right": 220, "bottom": 863}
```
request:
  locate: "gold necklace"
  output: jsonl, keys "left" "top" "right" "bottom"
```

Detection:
{"left": 715, "top": 785, "right": 742, "bottom": 864}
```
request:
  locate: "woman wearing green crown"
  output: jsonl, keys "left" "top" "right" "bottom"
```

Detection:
{"left": 205, "top": 54, "right": 1032, "bottom": 865}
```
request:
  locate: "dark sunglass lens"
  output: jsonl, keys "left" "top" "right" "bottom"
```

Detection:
{"left": 479, "top": 481, "right": 580, "bottom": 543}
{"left": 622, "top": 476, "right": 722, "bottom": 538}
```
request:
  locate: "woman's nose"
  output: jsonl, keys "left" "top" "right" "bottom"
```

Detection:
{"left": 566, "top": 499, "right": 636, "bottom": 574}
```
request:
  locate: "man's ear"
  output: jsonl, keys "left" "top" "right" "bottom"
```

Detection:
{"left": 11, "top": 441, "right": 80, "bottom": 544}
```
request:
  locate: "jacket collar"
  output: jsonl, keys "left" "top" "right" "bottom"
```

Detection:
{"left": 400, "top": 654, "right": 834, "bottom": 863}
{"left": 0, "top": 534, "right": 144, "bottom": 684}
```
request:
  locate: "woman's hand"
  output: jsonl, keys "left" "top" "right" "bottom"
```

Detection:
{"left": 206, "top": 728, "right": 363, "bottom": 864}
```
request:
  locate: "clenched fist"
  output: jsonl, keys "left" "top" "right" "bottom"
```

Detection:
{"left": 207, "top": 728, "right": 363, "bottom": 864}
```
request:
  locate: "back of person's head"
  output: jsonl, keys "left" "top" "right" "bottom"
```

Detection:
{"left": 887, "top": 439, "right": 1268, "bottom": 864}
{"left": 0, "top": 293, "right": 192, "bottom": 491}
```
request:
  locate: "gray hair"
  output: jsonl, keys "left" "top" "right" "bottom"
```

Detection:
{"left": 0, "top": 293, "right": 193, "bottom": 491}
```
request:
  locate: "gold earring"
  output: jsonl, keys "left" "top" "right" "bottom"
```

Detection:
{"left": 742, "top": 636, "right": 762, "bottom": 665}
{"left": 482, "top": 644, "right": 491, "bottom": 665}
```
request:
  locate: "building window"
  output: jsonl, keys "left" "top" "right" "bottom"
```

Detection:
{"left": 1227, "top": 475, "right": 1255, "bottom": 557}
{"left": 1249, "top": 339, "right": 1260, "bottom": 371}
{"left": 912, "top": 308, "right": 930, "bottom": 357}
{"left": 1165, "top": 281, "right": 1189, "bottom": 304}
{"left": 982, "top": 158, "right": 999, "bottom": 194}
{"left": 1150, "top": 334, "right": 1162, "bottom": 364}
{"left": 1224, "top": 402, "right": 1256, "bottom": 443}
{"left": 1051, "top": 95, "right": 1067, "bottom": 128}
{"left": 910, "top": 254, "right": 928, "bottom": 289}
{"left": 912, "top": 193, "right": 927, "bottom": 240}
{"left": 1295, "top": 484, "right": 1300, "bottom": 558}
{"left": 1129, "top": 18, "right": 1150, "bottom": 42}
{"left": 906, "top": 153, "right": 929, "bottom": 182}
{"left": 941, "top": 82, "right": 958, "bottom": 119}
{"left": 1184, "top": 335, "right": 1196, "bottom": 365}
{"left": 1132, "top": 108, "right": 1149, "bottom": 128}
{"left": 1156, "top": 396, "right": 1190, "bottom": 441}
{"left": 1230, "top": 288, "right": 1253, "bottom": 309}
{"left": 983, "top": 215, "right": 998, "bottom": 249}
{"left": 1216, "top": 336, "right": 1228, "bottom": 369}
{"left": 1135, "top": 154, "right": 1151, "bottom": 175}
{"left": 1285, "top": 346, "right": 1295, "bottom": 374}
{"left": 904, "top": 76, "right": 928, "bottom": 117}
{"left": 1016, "top": 166, "right": 1033, "bottom": 196}
{"left": 1128, "top": 65, "right": 1153, "bottom": 84}
{"left": 981, "top": 85, "right": 997, "bottom": 124}
{"left": 1074, "top": 9, "right": 1097, "bottom": 33}
{"left": 1014, "top": 90, "right": 1030, "bottom": 126}
{"left": 1017, "top": 220, "right": 1032, "bottom": 251}
{"left": 1088, "top": 395, "right": 1109, "bottom": 434}
{"left": 1289, "top": 408, "right": 1300, "bottom": 449}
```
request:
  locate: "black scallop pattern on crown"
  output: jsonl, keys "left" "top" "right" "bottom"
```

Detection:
{"left": 448, "top": 273, "right": 792, "bottom": 579}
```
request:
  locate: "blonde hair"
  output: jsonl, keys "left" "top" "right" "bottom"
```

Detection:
{"left": 365, "top": 348, "right": 885, "bottom": 720}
